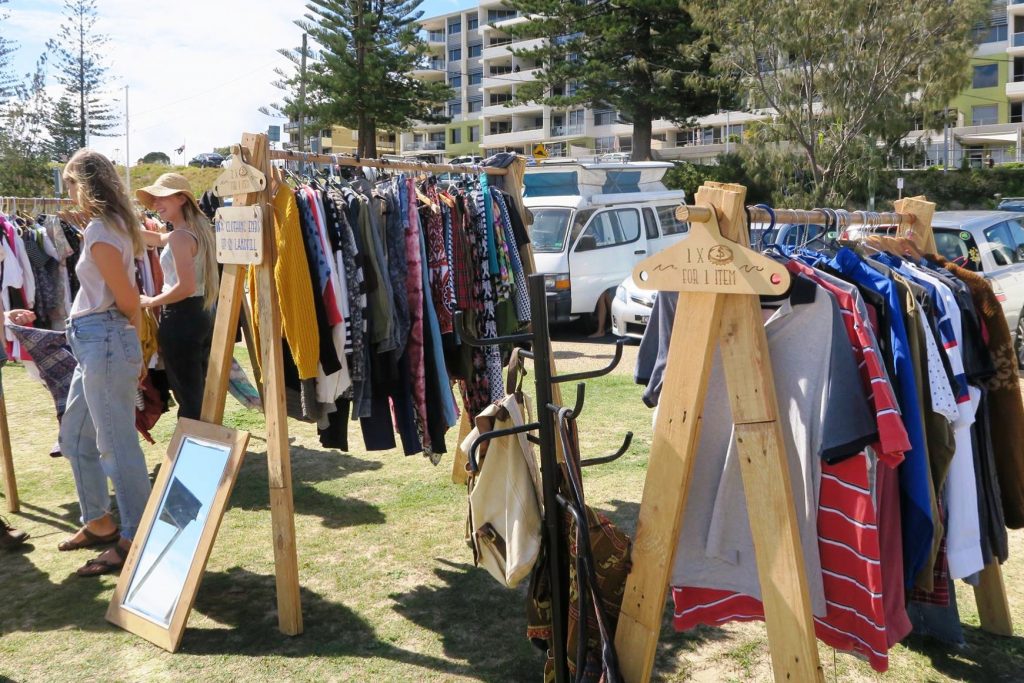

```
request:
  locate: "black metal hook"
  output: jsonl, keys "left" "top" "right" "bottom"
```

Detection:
{"left": 467, "top": 421, "right": 541, "bottom": 473}
{"left": 454, "top": 311, "right": 534, "bottom": 348}
{"left": 580, "top": 431, "right": 633, "bottom": 468}
{"left": 545, "top": 383, "right": 586, "bottom": 420}
{"left": 552, "top": 339, "right": 624, "bottom": 384}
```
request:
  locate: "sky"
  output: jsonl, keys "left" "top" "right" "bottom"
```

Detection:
{"left": 4, "top": 0, "right": 477, "bottom": 166}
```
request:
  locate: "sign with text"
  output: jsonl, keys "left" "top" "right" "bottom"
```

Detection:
{"left": 212, "top": 157, "right": 267, "bottom": 198}
{"left": 214, "top": 206, "right": 264, "bottom": 265}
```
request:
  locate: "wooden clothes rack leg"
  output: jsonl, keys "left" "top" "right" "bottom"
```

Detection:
{"left": 0, "top": 393, "right": 17, "bottom": 514}
{"left": 200, "top": 132, "right": 302, "bottom": 636}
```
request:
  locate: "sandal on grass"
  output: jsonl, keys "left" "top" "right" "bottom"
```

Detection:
{"left": 76, "top": 542, "right": 129, "bottom": 578}
{"left": 57, "top": 526, "right": 120, "bottom": 551}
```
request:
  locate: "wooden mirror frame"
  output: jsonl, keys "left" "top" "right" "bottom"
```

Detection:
{"left": 106, "top": 418, "right": 249, "bottom": 652}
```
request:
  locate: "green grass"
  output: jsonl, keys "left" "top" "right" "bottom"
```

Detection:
{"left": 1, "top": 346, "right": 1023, "bottom": 682}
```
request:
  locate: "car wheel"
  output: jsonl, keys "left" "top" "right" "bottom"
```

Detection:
{"left": 1016, "top": 307, "right": 1024, "bottom": 370}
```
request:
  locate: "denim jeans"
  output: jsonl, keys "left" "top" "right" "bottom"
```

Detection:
{"left": 60, "top": 310, "right": 151, "bottom": 541}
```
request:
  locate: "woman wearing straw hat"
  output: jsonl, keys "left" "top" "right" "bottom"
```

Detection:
{"left": 136, "top": 173, "right": 219, "bottom": 420}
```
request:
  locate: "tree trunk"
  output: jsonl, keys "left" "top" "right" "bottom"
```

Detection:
{"left": 359, "top": 117, "right": 377, "bottom": 158}
{"left": 632, "top": 106, "right": 653, "bottom": 161}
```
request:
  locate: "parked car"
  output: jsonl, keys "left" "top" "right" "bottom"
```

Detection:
{"left": 997, "top": 197, "right": 1024, "bottom": 212}
{"left": 611, "top": 275, "right": 656, "bottom": 339}
{"left": 188, "top": 152, "right": 225, "bottom": 168}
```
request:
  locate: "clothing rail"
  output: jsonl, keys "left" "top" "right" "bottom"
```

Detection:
{"left": 676, "top": 204, "right": 917, "bottom": 229}
{"left": 266, "top": 149, "right": 508, "bottom": 176}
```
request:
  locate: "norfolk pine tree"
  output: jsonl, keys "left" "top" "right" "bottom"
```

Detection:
{"left": 505, "top": 0, "right": 725, "bottom": 161}
{"left": 46, "top": 0, "right": 119, "bottom": 150}
{"left": 690, "top": 0, "right": 989, "bottom": 203}
{"left": 271, "top": 0, "right": 451, "bottom": 158}
{"left": 0, "top": 0, "right": 17, "bottom": 100}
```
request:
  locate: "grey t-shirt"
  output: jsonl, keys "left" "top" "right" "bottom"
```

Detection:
{"left": 69, "top": 218, "right": 137, "bottom": 318}
{"left": 637, "top": 283, "right": 875, "bottom": 617}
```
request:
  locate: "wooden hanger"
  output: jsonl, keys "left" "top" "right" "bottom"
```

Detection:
{"left": 633, "top": 199, "right": 790, "bottom": 296}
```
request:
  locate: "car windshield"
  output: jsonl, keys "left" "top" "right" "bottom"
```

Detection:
{"left": 530, "top": 208, "right": 574, "bottom": 252}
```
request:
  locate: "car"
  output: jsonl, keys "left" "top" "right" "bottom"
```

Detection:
{"left": 997, "top": 197, "right": 1024, "bottom": 212}
{"left": 188, "top": 152, "right": 226, "bottom": 168}
{"left": 611, "top": 275, "right": 656, "bottom": 339}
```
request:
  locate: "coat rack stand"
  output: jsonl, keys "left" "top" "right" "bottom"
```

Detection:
{"left": 456, "top": 273, "right": 632, "bottom": 683}
{"left": 613, "top": 184, "right": 1013, "bottom": 682}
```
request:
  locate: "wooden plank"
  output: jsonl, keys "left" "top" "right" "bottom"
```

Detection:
{"left": 248, "top": 132, "right": 303, "bottom": 635}
{"left": 715, "top": 182, "right": 821, "bottom": 682}
{"left": 199, "top": 264, "right": 244, "bottom": 424}
{"left": 0, "top": 396, "right": 18, "bottom": 513}
{"left": 893, "top": 196, "right": 936, "bottom": 255}
{"left": 974, "top": 562, "right": 1014, "bottom": 636}
{"left": 614, "top": 292, "right": 725, "bottom": 682}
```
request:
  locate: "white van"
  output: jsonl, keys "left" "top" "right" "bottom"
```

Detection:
{"left": 524, "top": 160, "right": 688, "bottom": 323}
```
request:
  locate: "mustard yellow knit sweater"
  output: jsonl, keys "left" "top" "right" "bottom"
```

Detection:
{"left": 248, "top": 186, "right": 320, "bottom": 379}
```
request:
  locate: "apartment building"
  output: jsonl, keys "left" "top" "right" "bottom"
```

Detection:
{"left": 282, "top": 118, "right": 398, "bottom": 156}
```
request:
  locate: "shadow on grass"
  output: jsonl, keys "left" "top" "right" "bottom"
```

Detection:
{"left": 15, "top": 501, "right": 82, "bottom": 535}
{"left": 901, "top": 627, "right": 1024, "bottom": 680}
{"left": 0, "top": 543, "right": 117, "bottom": 635}
{"left": 228, "top": 442, "right": 386, "bottom": 530}
{"left": 186, "top": 566, "right": 470, "bottom": 677}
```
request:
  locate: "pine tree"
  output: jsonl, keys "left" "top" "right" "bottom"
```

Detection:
{"left": 46, "top": 95, "right": 80, "bottom": 162}
{"left": 46, "top": 0, "right": 119, "bottom": 148}
{"left": 505, "top": 0, "right": 726, "bottom": 161}
{"left": 271, "top": 0, "right": 451, "bottom": 158}
{"left": 0, "top": 63, "right": 54, "bottom": 196}
{"left": 0, "top": 0, "right": 17, "bottom": 100}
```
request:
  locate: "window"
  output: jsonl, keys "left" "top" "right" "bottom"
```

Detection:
{"left": 643, "top": 208, "right": 659, "bottom": 240}
{"left": 449, "top": 102, "right": 462, "bottom": 116}
{"left": 468, "top": 98, "right": 482, "bottom": 113}
{"left": 972, "top": 104, "right": 999, "bottom": 126}
{"left": 972, "top": 23, "right": 1007, "bottom": 44}
{"left": 984, "top": 221, "right": 1024, "bottom": 266}
{"left": 449, "top": 72, "right": 462, "bottom": 87}
{"left": 468, "top": 43, "right": 482, "bottom": 58}
{"left": 595, "top": 136, "right": 615, "bottom": 153}
{"left": 575, "top": 209, "right": 641, "bottom": 251}
{"left": 448, "top": 19, "right": 461, "bottom": 34}
{"left": 490, "top": 121, "right": 510, "bottom": 134}
{"left": 468, "top": 16, "right": 479, "bottom": 30}
{"left": 469, "top": 125, "right": 479, "bottom": 142}
{"left": 487, "top": 9, "right": 517, "bottom": 22}
{"left": 469, "top": 70, "right": 482, "bottom": 85}
{"left": 934, "top": 229, "right": 980, "bottom": 271}
{"left": 451, "top": 128, "right": 462, "bottom": 144}
{"left": 449, "top": 48, "right": 461, "bottom": 61}
{"left": 973, "top": 64, "right": 999, "bottom": 89}
{"left": 655, "top": 205, "right": 689, "bottom": 236}
{"left": 568, "top": 109, "right": 585, "bottom": 127}
{"left": 594, "top": 110, "right": 616, "bottom": 126}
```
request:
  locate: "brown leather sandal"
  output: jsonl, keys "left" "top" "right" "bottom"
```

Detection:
{"left": 57, "top": 526, "right": 120, "bottom": 551}
{"left": 76, "top": 542, "right": 129, "bottom": 578}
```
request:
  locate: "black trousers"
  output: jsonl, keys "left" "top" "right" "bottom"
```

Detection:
{"left": 158, "top": 297, "right": 214, "bottom": 420}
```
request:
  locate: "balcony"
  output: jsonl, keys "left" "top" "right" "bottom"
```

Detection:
{"left": 1012, "top": 0, "right": 1024, "bottom": 14}
{"left": 1010, "top": 32, "right": 1024, "bottom": 54}
{"left": 404, "top": 141, "right": 447, "bottom": 151}
{"left": 411, "top": 60, "right": 446, "bottom": 80}
{"left": 483, "top": 127, "right": 545, "bottom": 145}
{"left": 482, "top": 100, "right": 541, "bottom": 116}
{"left": 549, "top": 124, "right": 585, "bottom": 138}
{"left": 1007, "top": 79, "right": 1024, "bottom": 99}
{"left": 427, "top": 31, "right": 445, "bottom": 43}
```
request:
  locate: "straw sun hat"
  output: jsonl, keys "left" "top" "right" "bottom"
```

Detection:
{"left": 135, "top": 173, "right": 201, "bottom": 212}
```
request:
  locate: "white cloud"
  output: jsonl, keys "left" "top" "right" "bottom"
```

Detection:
{"left": 6, "top": 0, "right": 308, "bottom": 164}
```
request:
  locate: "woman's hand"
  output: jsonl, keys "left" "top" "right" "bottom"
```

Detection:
{"left": 139, "top": 295, "right": 156, "bottom": 309}
{"left": 6, "top": 309, "right": 36, "bottom": 326}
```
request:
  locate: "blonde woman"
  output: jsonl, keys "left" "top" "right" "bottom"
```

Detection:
{"left": 136, "top": 173, "right": 219, "bottom": 420}
{"left": 57, "top": 149, "right": 151, "bottom": 577}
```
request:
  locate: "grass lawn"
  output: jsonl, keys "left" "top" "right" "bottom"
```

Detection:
{"left": 1, "top": 343, "right": 1023, "bottom": 682}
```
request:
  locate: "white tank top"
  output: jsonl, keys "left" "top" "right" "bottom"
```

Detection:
{"left": 160, "top": 228, "right": 205, "bottom": 297}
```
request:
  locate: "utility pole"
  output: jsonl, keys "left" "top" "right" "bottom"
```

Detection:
{"left": 943, "top": 106, "right": 949, "bottom": 172}
{"left": 299, "top": 33, "right": 307, "bottom": 152}
{"left": 124, "top": 84, "right": 131, "bottom": 192}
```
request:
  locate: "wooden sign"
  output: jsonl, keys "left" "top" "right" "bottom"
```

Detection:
{"left": 634, "top": 202, "right": 790, "bottom": 296}
{"left": 214, "top": 206, "right": 264, "bottom": 265}
{"left": 212, "top": 153, "right": 267, "bottom": 198}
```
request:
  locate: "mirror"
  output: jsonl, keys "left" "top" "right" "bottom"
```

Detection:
{"left": 107, "top": 418, "right": 249, "bottom": 652}
{"left": 122, "top": 438, "right": 230, "bottom": 625}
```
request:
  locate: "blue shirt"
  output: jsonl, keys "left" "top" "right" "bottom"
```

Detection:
{"left": 829, "top": 247, "right": 934, "bottom": 587}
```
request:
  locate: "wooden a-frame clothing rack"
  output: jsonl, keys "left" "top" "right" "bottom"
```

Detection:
{"left": 198, "top": 134, "right": 567, "bottom": 639}
{"left": 614, "top": 185, "right": 1012, "bottom": 682}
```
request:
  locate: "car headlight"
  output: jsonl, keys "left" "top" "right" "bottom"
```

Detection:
{"left": 544, "top": 273, "right": 570, "bottom": 292}
{"left": 615, "top": 285, "right": 626, "bottom": 303}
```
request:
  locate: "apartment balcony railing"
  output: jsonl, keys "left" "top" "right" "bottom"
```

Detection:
{"left": 406, "top": 141, "right": 447, "bottom": 151}
{"left": 550, "top": 124, "right": 585, "bottom": 137}
{"left": 1013, "top": 32, "right": 1024, "bottom": 47}
{"left": 427, "top": 31, "right": 445, "bottom": 42}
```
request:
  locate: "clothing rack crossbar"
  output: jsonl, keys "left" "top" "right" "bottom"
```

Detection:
{"left": 678, "top": 204, "right": 917, "bottom": 229}
{"left": 266, "top": 149, "right": 508, "bottom": 176}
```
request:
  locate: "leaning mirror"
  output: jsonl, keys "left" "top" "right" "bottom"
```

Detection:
{"left": 106, "top": 418, "right": 249, "bottom": 652}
